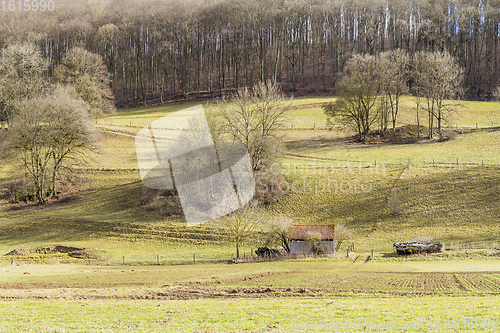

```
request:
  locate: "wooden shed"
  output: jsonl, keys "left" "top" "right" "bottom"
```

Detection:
{"left": 289, "top": 225, "right": 335, "bottom": 255}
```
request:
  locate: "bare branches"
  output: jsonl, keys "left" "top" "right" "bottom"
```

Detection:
{"left": 221, "top": 208, "right": 262, "bottom": 258}
{"left": 217, "top": 80, "right": 291, "bottom": 171}
{"left": 54, "top": 47, "right": 115, "bottom": 116}
{"left": 0, "top": 42, "right": 48, "bottom": 126}
{"left": 261, "top": 214, "right": 293, "bottom": 253}
{"left": 324, "top": 54, "right": 380, "bottom": 142}
{"left": 8, "top": 86, "right": 99, "bottom": 204}
{"left": 334, "top": 224, "right": 353, "bottom": 252}
{"left": 1, "top": 0, "right": 499, "bottom": 103}
{"left": 378, "top": 50, "right": 410, "bottom": 134}
{"left": 326, "top": 50, "right": 463, "bottom": 142}
{"left": 413, "top": 51, "right": 464, "bottom": 140}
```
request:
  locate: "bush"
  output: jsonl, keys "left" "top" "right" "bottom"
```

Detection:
{"left": 306, "top": 232, "right": 328, "bottom": 255}
{"left": 139, "top": 187, "right": 183, "bottom": 217}
{"left": 335, "top": 224, "right": 353, "bottom": 252}
{"left": 252, "top": 171, "right": 285, "bottom": 207}
{"left": 260, "top": 214, "right": 292, "bottom": 253}
{"left": 5, "top": 179, "right": 35, "bottom": 203}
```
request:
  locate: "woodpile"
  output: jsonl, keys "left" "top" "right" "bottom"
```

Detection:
{"left": 393, "top": 242, "right": 443, "bottom": 255}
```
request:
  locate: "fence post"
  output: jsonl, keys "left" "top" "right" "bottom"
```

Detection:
{"left": 193, "top": 253, "right": 196, "bottom": 263}
{"left": 157, "top": 255, "right": 159, "bottom": 265}
{"left": 11, "top": 254, "right": 14, "bottom": 265}
{"left": 371, "top": 249, "right": 374, "bottom": 261}
{"left": 122, "top": 256, "right": 125, "bottom": 265}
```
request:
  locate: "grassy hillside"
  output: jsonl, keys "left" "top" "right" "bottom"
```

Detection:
{"left": 1, "top": 96, "right": 500, "bottom": 260}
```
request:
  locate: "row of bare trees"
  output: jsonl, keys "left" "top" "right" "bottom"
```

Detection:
{"left": 325, "top": 50, "right": 463, "bottom": 142}
{"left": 0, "top": 0, "right": 499, "bottom": 105}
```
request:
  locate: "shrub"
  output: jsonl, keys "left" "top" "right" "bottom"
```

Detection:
{"left": 261, "top": 214, "right": 292, "bottom": 253}
{"left": 306, "top": 232, "right": 328, "bottom": 255}
{"left": 252, "top": 171, "right": 285, "bottom": 207}
{"left": 5, "top": 179, "right": 35, "bottom": 203}
{"left": 335, "top": 224, "right": 353, "bottom": 252}
{"left": 139, "top": 188, "right": 183, "bottom": 217}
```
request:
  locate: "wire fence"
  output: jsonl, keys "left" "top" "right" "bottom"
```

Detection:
{"left": 285, "top": 153, "right": 499, "bottom": 168}
{"left": 96, "top": 117, "right": 500, "bottom": 131}
{"left": 96, "top": 119, "right": 500, "bottom": 168}
{"left": 3, "top": 241, "right": 498, "bottom": 266}
{"left": 0, "top": 249, "right": 292, "bottom": 266}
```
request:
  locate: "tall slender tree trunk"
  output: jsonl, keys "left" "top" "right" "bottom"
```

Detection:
{"left": 416, "top": 94, "right": 421, "bottom": 140}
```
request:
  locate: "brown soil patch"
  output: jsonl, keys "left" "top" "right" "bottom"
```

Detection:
{"left": 4, "top": 244, "right": 101, "bottom": 259}
{"left": 153, "top": 286, "right": 323, "bottom": 300}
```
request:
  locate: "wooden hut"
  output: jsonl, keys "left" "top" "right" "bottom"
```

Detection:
{"left": 289, "top": 225, "right": 335, "bottom": 254}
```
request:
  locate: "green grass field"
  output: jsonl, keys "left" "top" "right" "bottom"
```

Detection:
{"left": 2, "top": 96, "right": 500, "bottom": 331}
{"left": 2, "top": 296, "right": 498, "bottom": 332}
{"left": 2, "top": 96, "right": 500, "bottom": 255}
{"left": 0, "top": 260, "right": 499, "bottom": 332}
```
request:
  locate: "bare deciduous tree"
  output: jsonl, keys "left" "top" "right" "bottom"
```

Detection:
{"left": 1, "top": 0, "right": 498, "bottom": 105}
{"left": 378, "top": 50, "right": 410, "bottom": 135}
{"left": 10, "top": 100, "right": 52, "bottom": 204}
{"left": 324, "top": 54, "right": 380, "bottom": 142}
{"left": 222, "top": 209, "right": 261, "bottom": 259}
{"left": 0, "top": 42, "right": 48, "bottom": 126}
{"left": 217, "top": 80, "right": 291, "bottom": 171}
{"left": 46, "top": 86, "right": 99, "bottom": 197}
{"left": 54, "top": 47, "right": 115, "bottom": 115}
{"left": 263, "top": 214, "right": 292, "bottom": 253}
{"left": 9, "top": 87, "right": 98, "bottom": 204}
{"left": 334, "top": 224, "right": 353, "bottom": 252}
{"left": 413, "top": 51, "right": 464, "bottom": 140}
{"left": 305, "top": 232, "right": 327, "bottom": 255}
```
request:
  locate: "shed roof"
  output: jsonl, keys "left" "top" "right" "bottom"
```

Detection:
{"left": 289, "top": 225, "right": 334, "bottom": 241}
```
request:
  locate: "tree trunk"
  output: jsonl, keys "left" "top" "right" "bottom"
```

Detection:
{"left": 438, "top": 114, "right": 442, "bottom": 141}
{"left": 416, "top": 95, "right": 420, "bottom": 140}
{"left": 52, "top": 165, "right": 57, "bottom": 198}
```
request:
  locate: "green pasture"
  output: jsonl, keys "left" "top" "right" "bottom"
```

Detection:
{"left": 0, "top": 260, "right": 499, "bottom": 331}
{"left": 2, "top": 97, "right": 500, "bottom": 260}
{"left": 1, "top": 296, "right": 498, "bottom": 332}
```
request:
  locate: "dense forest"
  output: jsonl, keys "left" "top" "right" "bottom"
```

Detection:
{"left": 1, "top": 0, "right": 499, "bottom": 106}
